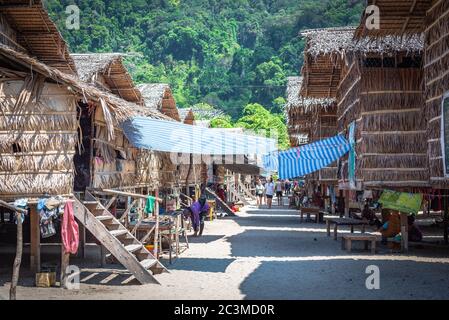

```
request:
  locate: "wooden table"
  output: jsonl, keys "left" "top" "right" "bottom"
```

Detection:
{"left": 342, "top": 233, "right": 380, "bottom": 254}
{"left": 300, "top": 207, "right": 324, "bottom": 223}
{"left": 324, "top": 217, "right": 369, "bottom": 240}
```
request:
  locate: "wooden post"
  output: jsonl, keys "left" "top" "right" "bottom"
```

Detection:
{"left": 344, "top": 190, "right": 350, "bottom": 218}
{"left": 400, "top": 212, "right": 409, "bottom": 252}
{"left": 30, "top": 205, "right": 40, "bottom": 273}
{"left": 77, "top": 224, "right": 86, "bottom": 259}
{"left": 153, "top": 189, "right": 160, "bottom": 259}
{"left": 60, "top": 246, "right": 70, "bottom": 289}
{"left": 444, "top": 192, "right": 448, "bottom": 245}
{"left": 10, "top": 211, "right": 23, "bottom": 300}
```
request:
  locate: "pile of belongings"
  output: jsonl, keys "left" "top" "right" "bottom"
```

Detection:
{"left": 37, "top": 197, "right": 65, "bottom": 238}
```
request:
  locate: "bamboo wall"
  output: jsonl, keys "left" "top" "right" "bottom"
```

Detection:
{"left": 425, "top": 0, "right": 449, "bottom": 187}
{"left": 92, "top": 106, "right": 146, "bottom": 189}
{"left": 337, "top": 55, "right": 428, "bottom": 189}
{"left": 0, "top": 79, "right": 77, "bottom": 198}
{"left": 336, "top": 58, "right": 362, "bottom": 189}
{"left": 0, "top": 13, "right": 19, "bottom": 50}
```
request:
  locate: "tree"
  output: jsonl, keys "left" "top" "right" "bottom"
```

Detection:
{"left": 235, "top": 103, "right": 289, "bottom": 150}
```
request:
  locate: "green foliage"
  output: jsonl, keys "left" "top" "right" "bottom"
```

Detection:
{"left": 45, "top": 0, "right": 363, "bottom": 119}
{"left": 210, "top": 115, "right": 234, "bottom": 129}
{"left": 235, "top": 103, "right": 289, "bottom": 150}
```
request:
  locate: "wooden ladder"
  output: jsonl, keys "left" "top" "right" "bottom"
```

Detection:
{"left": 205, "top": 187, "right": 235, "bottom": 216}
{"left": 72, "top": 194, "right": 168, "bottom": 285}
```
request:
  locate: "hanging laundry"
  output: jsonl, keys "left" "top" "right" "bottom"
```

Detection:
{"left": 61, "top": 201, "right": 79, "bottom": 254}
{"left": 144, "top": 196, "right": 156, "bottom": 214}
{"left": 13, "top": 198, "right": 28, "bottom": 224}
{"left": 37, "top": 197, "right": 64, "bottom": 238}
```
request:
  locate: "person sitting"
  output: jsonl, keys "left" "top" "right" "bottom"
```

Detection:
{"left": 360, "top": 201, "right": 382, "bottom": 229}
{"left": 408, "top": 215, "right": 423, "bottom": 242}
{"left": 379, "top": 210, "right": 401, "bottom": 244}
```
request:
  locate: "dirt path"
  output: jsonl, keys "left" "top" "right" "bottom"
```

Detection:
{"left": 2, "top": 203, "right": 449, "bottom": 299}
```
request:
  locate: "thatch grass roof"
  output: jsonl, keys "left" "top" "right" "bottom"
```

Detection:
{"left": 137, "top": 83, "right": 180, "bottom": 121}
{"left": 354, "top": 0, "right": 431, "bottom": 38}
{"left": 285, "top": 77, "right": 335, "bottom": 147}
{"left": 301, "top": 27, "right": 424, "bottom": 57}
{"left": 285, "top": 76, "right": 335, "bottom": 113}
{"left": 300, "top": 26, "right": 424, "bottom": 99}
{"left": 0, "top": 0, "right": 76, "bottom": 75}
{"left": 179, "top": 108, "right": 195, "bottom": 125}
{"left": 0, "top": 44, "right": 172, "bottom": 124}
{"left": 71, "top": 53, "right": 144, "bottom": 105}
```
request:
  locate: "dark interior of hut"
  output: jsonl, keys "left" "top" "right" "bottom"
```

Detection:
{"left": 363, "top": 55, "right": 422, "bottom": 68}
{"left": 73, "top": 101, "right": 94, "bottom": 192}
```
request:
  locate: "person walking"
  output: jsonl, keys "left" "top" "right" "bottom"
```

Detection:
{"left": 275, "top": 179, "right": 283, "bottom": 206}
{"left": 255, "top": 180, "right": 265, "bottom": 207}
{"left": 188, "top": 195, "right": 210, "bottom": 237}
{"left": 265, "top": 177, "right": 275, "bottom": 209}
{"left": 284, "top": 179, "right": 291, "bottom": 196}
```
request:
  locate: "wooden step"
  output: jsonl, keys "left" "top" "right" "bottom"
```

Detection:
{"left": 96, "top": 215, "right": 114, "bottom": 221}
{"left": 110, "top": 229, "right": 128, "bottom": 237}
{"left": 140, "top": 258, "right": 157, "bottom": 269}
{"left": 125, "top": 244, "right": 143, "bottom": 253}
{"left": 83, "top": 201, "right": 99, "bottom": 206}
{"left": 73, "top": 197, "right": 167, "bottom": 285}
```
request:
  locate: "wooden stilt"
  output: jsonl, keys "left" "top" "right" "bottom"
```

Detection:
{"left": 153, "top": 189, "right": 160, "bottom": 259}
{"left": 10, "top": 211, "right": 23, "bottom": 300}
{"left": 400, "top": 212, "right": 409, "bottom": 252}
{"left": 444, "top": 192, "right": 448, "bottom": 245}
{"left": 344, "top": 190, "right": 350, "bottom": 218}
{"left": 30, "top": 205, "right": 40, "bottom": 273}
{"left": 78, "top": 224, "right": 86, "bottom": 259}
{"left": 60, "top": 246, "right": 70, "bottom": 289}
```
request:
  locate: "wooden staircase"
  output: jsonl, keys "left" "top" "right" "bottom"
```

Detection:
{"left": 72, "top": 193, "right": 168, "bottom": 285}
{"left": 205, "top": 187, "right": 235, "bottom": 216}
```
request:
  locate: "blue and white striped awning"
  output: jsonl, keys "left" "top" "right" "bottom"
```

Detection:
{"left": 274, "top": 135, "right": 350, "bottom": 179}
{"left": 122, "top": 117, "right": 277, "bottom": 155}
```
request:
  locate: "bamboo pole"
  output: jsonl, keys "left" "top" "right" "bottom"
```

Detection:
{"left": 0, "top": 201, "right": 27, "bottom": 301}
{"left": 99, "top": 189, "right": 163, "bottom": 202}
{"left": 9, "top": 211, "right": 23, "bottom": 300}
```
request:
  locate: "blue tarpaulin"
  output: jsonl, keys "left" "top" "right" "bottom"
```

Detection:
{"left": 122, "top": 117, "right": 277, "bottom": 155}
{"left": 264, "top": 135, "right": 351, "bottom": 179}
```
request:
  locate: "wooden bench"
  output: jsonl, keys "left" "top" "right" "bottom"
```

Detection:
{"left": 342, "top": 234, "right": 380, "bottom": 254}
{"left": 325, "top": 217, "right": 369, "bottom": 240}
{"left": 300, "top": 207, "right": 324, "bottom": 223}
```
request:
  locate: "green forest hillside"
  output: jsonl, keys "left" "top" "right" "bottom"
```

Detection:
{"left": 45, "top": 0, "right": 363, "bottom": 120}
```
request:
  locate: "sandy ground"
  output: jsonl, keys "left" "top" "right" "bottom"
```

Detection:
{"left": 1, "top": 201, "right": 449, "bottom": 300}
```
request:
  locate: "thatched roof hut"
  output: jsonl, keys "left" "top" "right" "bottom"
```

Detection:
{"left": 72, "top": 53, "right": 144, "bottom": 105}
{"left": 0, "top": 0, "right": 76, "bottom": 75}
{"left": 138, "top": 83, "right": 180, "bottom": 121}
{"left": 285, "top": 76, "right": 335, "bottom": 147}
{"left": 354, "top": 0, "right": 431, "bottom": 38}
{"left": 423, "top": 0, "right": 449, "bottom": 188}
{"left": 300, "top": 27, "right": 356, "bottom": 99}
{"left": 285, "top": 77, "right": 310, "bottom": 147}
{"left": 336, "top": 31, "right": 427, "bottom": 190}
{"left": 179, "top": 108, "right": 195, "bottom": 125}
{"left": 0, "top": 43, "right": 174, "bottom": 197}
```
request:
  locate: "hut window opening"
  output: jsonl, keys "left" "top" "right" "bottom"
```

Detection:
{"left": 363, "top": 56, "right": 422, "bottom": 69}
{"left": 397, "top": 56, "right": 422, "bottom": 68}
{"left": 12, "top": 143, "right": 22, "bottom": 154}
